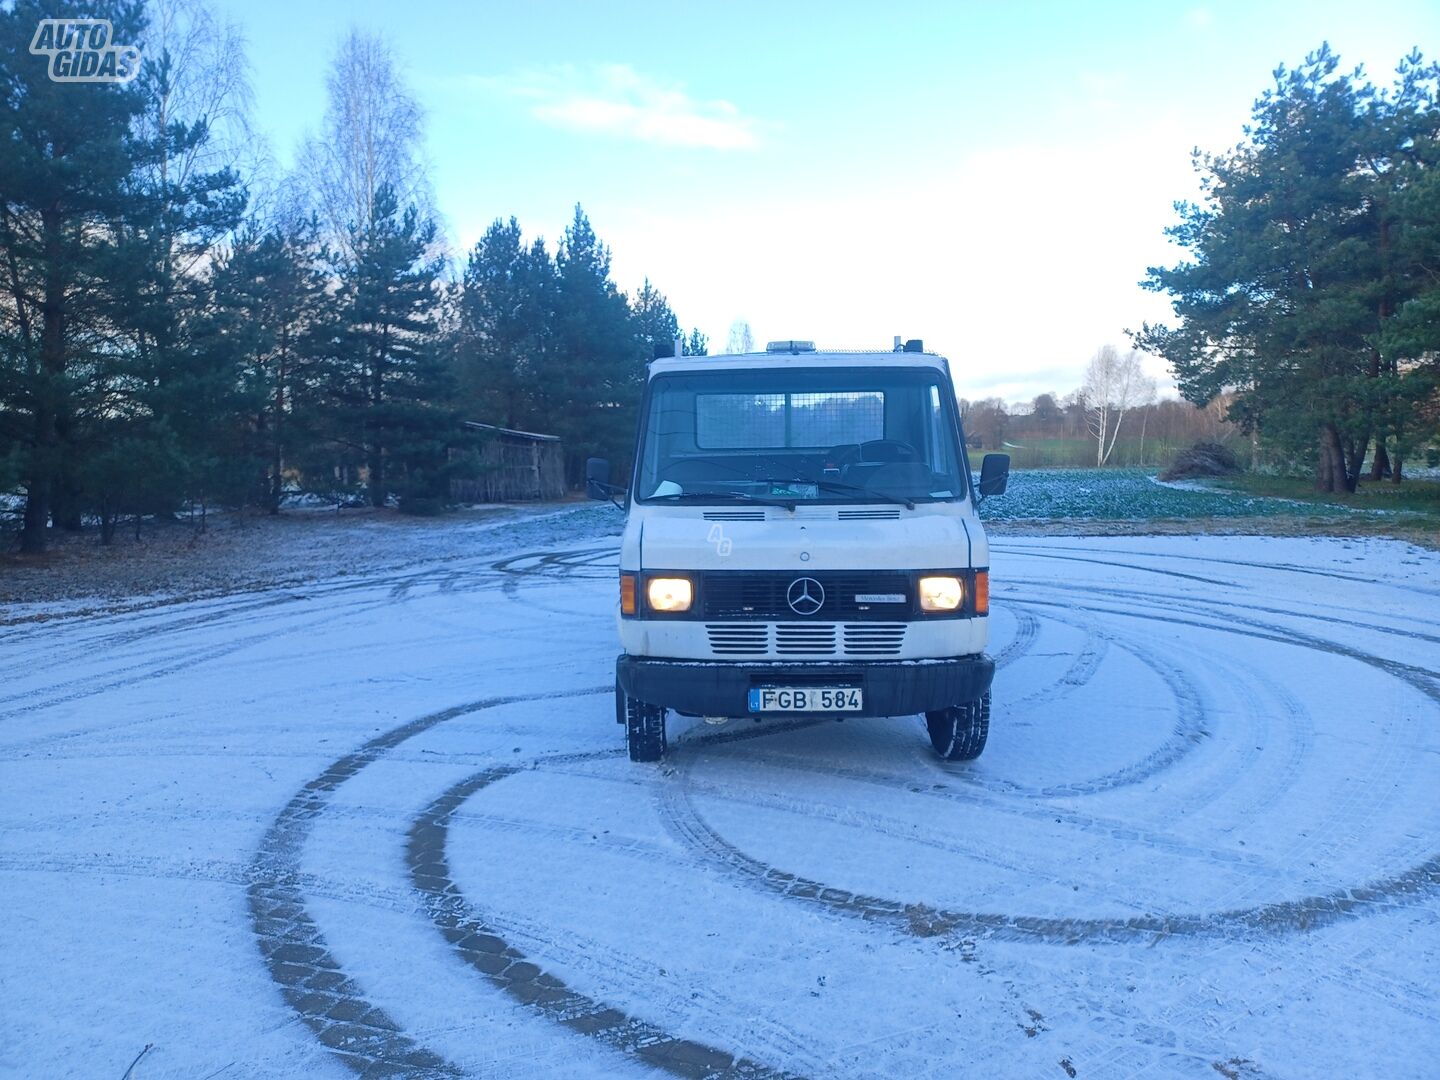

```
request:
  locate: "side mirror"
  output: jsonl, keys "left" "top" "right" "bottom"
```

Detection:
{"left": 585, "top": 457, "right": 611, "bottom": 500}
{"left": 977, "top": 453, "right": 1010, "bottom": 499}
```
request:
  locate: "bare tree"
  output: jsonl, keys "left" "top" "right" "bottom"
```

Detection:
{"left": 139, "top": 0, "right": 260, "bottom": 177}
{"left": 968, "top": 397, "right": 1009, "bottom": 450}
{"left": 300, "top": 29, "right": 429, "bottom": 259}
{"left": 725, "top": 318, "right": 754, "bottom": 354}
{"left": 135, "top": 0, "right": 259, "bottom": 274}
{"left": 1083, "top": 345, "right": 1148, "bottom": 466}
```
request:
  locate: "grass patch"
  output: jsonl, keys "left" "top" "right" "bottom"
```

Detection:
{"left": 1212, "top": 472, "right": 1440, "bottom": 520}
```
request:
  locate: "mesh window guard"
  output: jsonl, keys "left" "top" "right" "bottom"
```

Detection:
{"left": 695, "top": 392, "right": 883, "bottom": 449}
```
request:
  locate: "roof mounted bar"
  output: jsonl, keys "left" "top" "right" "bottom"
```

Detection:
{"left": 764, "top": 340, "right": 816, "bottom": 354}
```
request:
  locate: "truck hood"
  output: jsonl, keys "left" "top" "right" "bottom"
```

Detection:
{"left": 635, "top": 507, "right": 976, "bottom": 571}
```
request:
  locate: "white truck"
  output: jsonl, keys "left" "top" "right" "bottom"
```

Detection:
{"left": 588, "top": 339, "right": 1009, "bottom": 762}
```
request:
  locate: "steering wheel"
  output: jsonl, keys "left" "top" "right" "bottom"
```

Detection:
{"left": 859, "top": 439, "right": 921, "bottom": 463}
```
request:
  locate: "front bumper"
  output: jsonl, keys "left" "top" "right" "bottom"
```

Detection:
{"left": 616, "top": 654, "right": 994, "bottom": 718}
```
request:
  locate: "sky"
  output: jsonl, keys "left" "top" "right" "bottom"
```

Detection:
{"left": 212, "top": 0, "right": 1439, "bottom": 403}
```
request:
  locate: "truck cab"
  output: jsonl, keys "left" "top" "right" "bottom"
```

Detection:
{"left": 593, "top": 339, "right": 1008, "bottom": 762}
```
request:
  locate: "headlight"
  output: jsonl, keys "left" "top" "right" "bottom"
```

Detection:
{"left": 918, "top": 575, "right": 963, "bottom": 612}
{"left": 646, "top": 576, "right": 693, "bottom": 612}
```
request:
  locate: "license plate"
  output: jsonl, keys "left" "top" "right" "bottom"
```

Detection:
{"left": 747, "top": 686, "right": 863, "bottom": 713}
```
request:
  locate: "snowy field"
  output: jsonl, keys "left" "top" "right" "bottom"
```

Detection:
{"left": 2, "top": 529, "right": 1439, "bottom": 1079}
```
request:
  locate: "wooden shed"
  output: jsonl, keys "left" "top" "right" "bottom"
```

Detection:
{"left": 452, "top": 421, "right": 567, "bottom": 502}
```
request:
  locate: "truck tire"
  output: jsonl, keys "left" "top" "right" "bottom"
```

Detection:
{"left": 925, "top": 690, "right": 990, "bottom": 761}
{"left": 620, "top": 683, "right": 667, "bottom": 762}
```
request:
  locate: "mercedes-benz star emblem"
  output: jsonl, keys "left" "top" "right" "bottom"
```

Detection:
{"left": 787, "top": 577, "right": 825, "bottom": 615}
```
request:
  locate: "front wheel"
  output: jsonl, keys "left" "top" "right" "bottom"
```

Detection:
{"left": 925, "top": 690, "right": 990, "bottom": 761}
{"left": 618, "top": 681, "right": 667, "bottom": 762}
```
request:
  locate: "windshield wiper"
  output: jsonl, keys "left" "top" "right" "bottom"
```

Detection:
{"left": 646, "top": 490, "right": 798, "bottom": 509}
{"left": 758, "top": 477, "right": 916, "bottom": 511}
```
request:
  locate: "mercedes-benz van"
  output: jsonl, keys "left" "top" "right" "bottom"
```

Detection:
{"left": 588, "top": 339, "right": 1008, "bottom": 762}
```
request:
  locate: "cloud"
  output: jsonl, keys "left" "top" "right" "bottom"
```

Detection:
{"left": 493, "top": 64, "right": 760, "bottom": 150}
{"left": 596, "top": 126, "right": 1203, "bottom": 405}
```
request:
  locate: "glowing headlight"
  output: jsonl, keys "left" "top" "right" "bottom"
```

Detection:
{"left": 918, "top": 575, "right": 964, "bottom": 612}
{"left": 646, "top": 577, "right": 693, "bottom": 612}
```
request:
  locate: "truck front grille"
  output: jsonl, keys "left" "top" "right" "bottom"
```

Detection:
{"left": 701, "top": 572, "right": 911, "bottom": 620}
{"left": 841, "top": 623, "right": 907, "bottom": 654}
{"left": 704, "top": 623, "right": 906, "bottom": 657}
{"left": 705, "top": 624, "right": 769, "bottom": 654}
{"left": 775, "top": 623, "right": 837, "bottom": 655}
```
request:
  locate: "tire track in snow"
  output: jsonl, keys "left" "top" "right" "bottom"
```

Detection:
{"left": 0, "top": 593, "right": 407, "bottom": 722}
{"left": 490, "top": 547, "right": 617, "bottom": 579}
{"left": 408, "top": 758, "right": 808, "bottom": 1080}
{"left": 996, "top": 578, "right": 1436, "bottom": 875}
{"left": 988, "top": 607, "right": 1040, "bottom": 669}
{"left": 703, "top": 749, "right": 1289, "bottom": 876}
{"left": 462, "top": 892, "right": 833, "bottom": 1073}
{"left": 0, "top": 550, "right": 555, "bottom": 723}
{"left": 647, "top": 600, "right": 1440, "bottom": 948}
{"left": 3, "top": 557, "right": 482, "bottom": 652}
{"left": 3, "top": 532, "right": 610, "bottom": 673}
{"left": 1000, "top": 617, "right": 1107, "bottom": 714}
{"left": 249, "top": 690, "right": 816, "bottom": 1079}
{"left": 399, "top": 717, "right": 834, "bottom": 1078}
{"left": 0, "top": 851, "right": 430, "bottom": 920}
{"left": 992, "top": 543, "right": 1440, "bottom": 599}
{"left": 964, "top": 608, "right": 1211, "bottom": 800}
{"left": 999, "top": 573, "right": 1440, "bottom": 648}
{"left": 732, "top": 603, "right": 1209, "bottom": 803}
{"left": 1010, "top": 595, "right": 1440, "bottom": 706}
{"left": 1143, "top": 647, "right": 1313, "bottom": 837}
{"left": 992, "top": 542, "right": 1440, "bottom": 598}
{"left": 493, "top": 547, "right": 618, "bottom": 613}
{"left": 655, "top": 751, "right": 1440, "bottom": 946}
{"left": 0, "top": 566, "right": 507, "bottom": 718}
{"left": 248, "top": 692, "right": 601, "bottom": 1078}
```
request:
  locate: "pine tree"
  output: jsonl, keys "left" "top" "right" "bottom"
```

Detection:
{"left": 319, "top": 184, "right": 454, "bottom": 509}
{"left": 1139, "top": 45, "right": 1440, "bottom": 491}
{"left": 544, "top": 205, "right": 648, "bottom": 480}
{"left": 0, "top": 0, "right": 152, "bottom": 553}
{"left": 631, "top": 278, "right": 681, "bottom": 359}
{"left": 1381, "top": 159, "right": 1440, "bottom": 475}
{"left": 209, "top": 217, "right": 332, "bottom": 512}
{"left": 543, "top": 204, "right": 647, "bottom": 484}
{"left": 110, "top": 38, "right": 248, "bottom": 526}
{"left": 455, "top": 217, "right": 554, "bottom": 428}
{"left": 1368, "top": 52, "right": 1440, "bottom": 480}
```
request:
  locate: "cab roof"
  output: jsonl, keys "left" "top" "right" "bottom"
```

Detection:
{"left": 648, "top": 350, "right": 952, "bottom": 378}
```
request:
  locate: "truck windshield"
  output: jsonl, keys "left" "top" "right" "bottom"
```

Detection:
{"left": 634, "top": 367, "right": 967, "bottom": 505}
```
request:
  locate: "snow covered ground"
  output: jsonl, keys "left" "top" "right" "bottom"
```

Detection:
{"left": 2, "top": 529, "right": 1438, "bottom": 1079}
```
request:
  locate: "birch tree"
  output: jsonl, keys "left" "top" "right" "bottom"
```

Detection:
{"left": 725, "top": 318, "right": 754, "bottom": 354}
{"left": 1083, "top": 345, "right": 1148, "bottom": 466}
{"left": 137, "top": 0, "right": 258, "bottom": 211}
{"left": 301, "top": 30, "right": 428, "bottom": 261}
